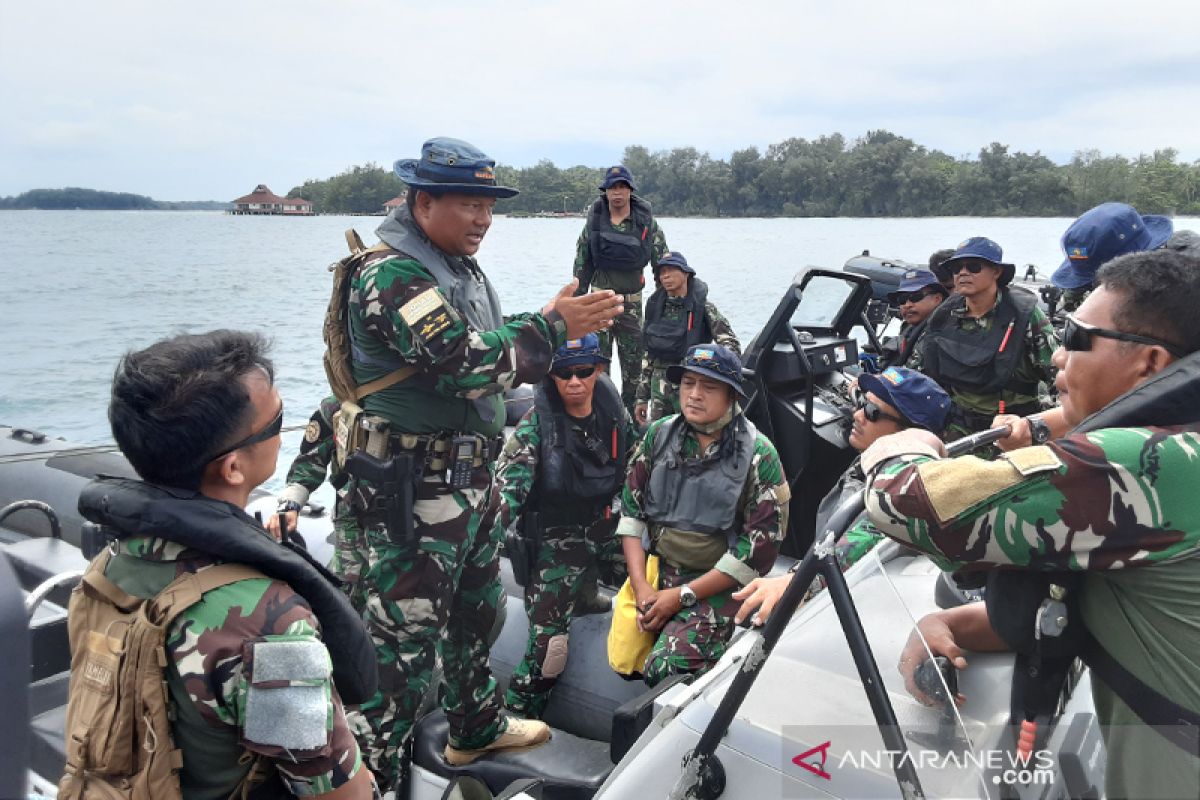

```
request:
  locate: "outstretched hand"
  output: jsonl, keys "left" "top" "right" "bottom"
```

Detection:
{"left": 543, "top": 279, "right": 623, "bottom": 339}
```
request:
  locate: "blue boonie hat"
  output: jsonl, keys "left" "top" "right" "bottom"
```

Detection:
{"left": 665, "top": 343, "right": 746, "bottom": 397}
{"left": 393, "top": 137, "right": 518, "bottom": 199}
{"left": 937, "top": 236, "right": 1015, "bottom": 287}
{"left": 551, "top": 333, "right": 609, "bottom": 369}
{"left": 886, "top": 269, "right": 946, "bottom": 304}
{"left": 858, "top": 367, "right": 951, "bottom": 433}
{"left": 1052, "top": 202, "right": 1174, "bottom": 290}
{"left": 599, "top": 164, "right": 638, "bottom": 192}
{"left": 655, "top": 251, "right": 695, "bottom": 275}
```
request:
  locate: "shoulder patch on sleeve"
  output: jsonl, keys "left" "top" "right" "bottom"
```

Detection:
{"left": 400, "top": 287, "right": 455, "bottom": 344}
{"left": 1001, "top": 445, "right": 1064, "bottom": 477}
{"left": 916, "top": 452, "right": 1051, "bottom": 525}
{"left": 242, "top": 636, "right": 333, "bottom": 752}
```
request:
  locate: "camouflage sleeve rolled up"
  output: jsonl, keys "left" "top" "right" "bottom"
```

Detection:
{"left": 635, "top": 354, "right": 654, "bottom": 404}
{"left": 572, "top": 225, "right": 591, "bottom": 282}
{"left": 706, "top": 301, "right": 741, "bottom": 356}
{"left": 169, "top": 577, "right": 362, "bottom": 795}
{"left": 648, "top": 218, "right": 669, "bottom": 270}
{"left": 282, "top": 396, "right": 339, "bottom": 504}
{"left": 1023, "top": 305, "right": 1059, "bottom": 386}
{"left": 355, "top": 253, "right": 566, "bottom": 396}
{"left": 616, "top": 418, "right": 667, "bottom": 537}
{"left": 864, "top": 425, "right": 1200, "bottom": 574}
{"left": 489, "top": 409, "right": 541, "bottom": 540}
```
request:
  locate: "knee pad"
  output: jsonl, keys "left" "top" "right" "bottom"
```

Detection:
{"left": 540, "top": 634, "right": 569, "bottom": 678}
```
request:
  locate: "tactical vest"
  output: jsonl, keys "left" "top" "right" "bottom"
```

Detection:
{"left": 643, "top": 279, "right": 711, "bottom": 363}
{"left": 643, "top": 415, "right": 756, "bottom": 538}
{"left": 77, "top": 477, "right": 378, "bottom": 705}
{"left": 587, "top": 195, "right": 654, "bottom": 273}
{"left": 922, "top": 286, "right": 1039, "bottom": 396}
{"left": 881, "top": 320, "right": 928, "bottom": 369}
{"left": 531, "top": 373, "right": 628, "bottom": 525}
{"left": 353, "top": 205, "right": 506, "bottom": 425}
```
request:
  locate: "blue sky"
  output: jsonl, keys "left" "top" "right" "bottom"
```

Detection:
{"left": 1, "top": 0, "right": 1197, "bottom": 200}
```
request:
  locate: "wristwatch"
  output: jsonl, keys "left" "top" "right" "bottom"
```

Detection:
{"left": 1029, "top": 415, "right": 1052, "bottom": 445}
{"left": 276, "top": 499, "right": 303, "bottom": 514}
{"left": 679, "top": 584, "right": 698, "bottom": 608}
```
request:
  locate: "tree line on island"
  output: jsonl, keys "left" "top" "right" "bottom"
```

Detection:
{"left": 4, "top": 130, "right": 1196, "bottom": 216}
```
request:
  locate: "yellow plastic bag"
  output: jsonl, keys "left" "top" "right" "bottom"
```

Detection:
{"left": 607, "top": 555, "right": 660, "bottom": 676}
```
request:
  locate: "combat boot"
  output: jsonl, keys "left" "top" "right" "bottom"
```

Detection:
{"left": 575, "top": 565, "right": 612, "bottom": 616}
{"left": 443, "top": 718, "right": 551, "bottom": 766}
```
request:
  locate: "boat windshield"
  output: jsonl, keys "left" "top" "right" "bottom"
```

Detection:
{"left": 789, "top": 273, "right": 858, "bottom": 331}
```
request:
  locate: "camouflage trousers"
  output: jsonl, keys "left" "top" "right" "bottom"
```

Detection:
{"left": 329, "top": 503, "right": 368, "bottom": 612}
{"left": 505, "top": 516, "right": 627, "bottom": 719}
{"left": 643, "top": 560, "right": 740, "bottom": 687}
{"left": 596, "top": 291, "right": 644, "bottom": 415}
{"left": 642, "top": 365, "right": 682, "bottom": 423}
{"left": 346, "top": 471, "right": 504, "bottom": 789}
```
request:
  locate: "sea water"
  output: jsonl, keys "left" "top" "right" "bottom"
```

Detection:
{"left": 3, "top": 210, "right": 1196, "bottom": 497}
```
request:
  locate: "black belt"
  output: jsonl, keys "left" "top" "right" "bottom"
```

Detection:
{"left": 386, "top": 431, "right": 502, "bottom": 472}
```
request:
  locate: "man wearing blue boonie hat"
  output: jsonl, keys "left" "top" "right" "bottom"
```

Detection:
{"left": 638, "top": 251, "right": 741, "bottom": 425}
{"left": 733, "top": 365, "right": 951, "bottom": 624}
{"left": 1053, "top": 202, "right": 1174, "bottom": 312}
{"left": 489, "top": 330, "right": 637, "bottom": 717}
{"left": 338, "top": 136, "right": 625, "bottom": 783}
{"left": 881, "top": 268, "right": 948, "bottom": 369}
{"left": 913, "top": 236, "right": 1058, "bottom": 440}
{"left": 574, "top": 164, "right": 670, "bottom": 416}
{"left": 615, "top": 342, "right": 788, "bottom": 684}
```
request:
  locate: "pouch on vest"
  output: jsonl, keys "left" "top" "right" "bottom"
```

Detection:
{"left": 332, "top": 400, "right": 392, "bottom": 470}
{"left": 643, "top": 319, "right": 689, "bottom": 362}
{"left": 608, "top": 555, "right": 660, "bottom": 677}
{"left": 59, "top": 552, "right": 266, "bottom": 800}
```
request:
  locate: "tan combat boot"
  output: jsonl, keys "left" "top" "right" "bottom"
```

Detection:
{"left": 443, "top": 718, "right": 552, "bottom": 766}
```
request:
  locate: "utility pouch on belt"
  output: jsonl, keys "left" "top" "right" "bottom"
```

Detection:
{"left": 332, "top": 401, "right": 392, "bottom": 469}
{"left": 506, "top": 511, "right": 541, "bottom": 588}
{"left": 343, "top": 450, "right": 418, "bottom": 547}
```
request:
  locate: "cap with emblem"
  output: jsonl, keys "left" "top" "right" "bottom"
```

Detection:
{"left": 393, "top": 137, "right": 518, "bottom": 198}
{"left": 1052, "top": 202, "right": 1174, "bottom": 290}
{"left": 886, "top": 268, "right": 946, "bottom": 304}
{"left": 655, "top": 251, "right": 695, "bottom": 275}
{"left": 666, "top": 343, "right": 746, "bottom": 397}
{"left": 551, "top": 333, "right": 610, "bottom": 369}
{"left": 857, "top": 366, "right": 951, "bottom": 433}
{"left": 599, "top": 164, "right": 638, "bottom": 192}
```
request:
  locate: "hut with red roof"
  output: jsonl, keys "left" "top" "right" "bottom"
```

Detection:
{"left": 230, "top": 184, "right": 314, "bottom": 215}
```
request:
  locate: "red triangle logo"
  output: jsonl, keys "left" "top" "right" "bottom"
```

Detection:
{"left": 792, "top": 740, "right": 833, "bottom": 780}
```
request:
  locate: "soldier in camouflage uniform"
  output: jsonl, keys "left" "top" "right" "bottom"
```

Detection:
{"left": 916, "top": 237, "right": 1058, "bottom": 440}
{"left": 1052, "top": 202, "right": 1175, "bottom": 314}
{"left": 573, "top": 164, "right": 669, "bottom": 415}
{"left": 488, "top": 334, "right": 637, "bottom": 718}
{"left": 617, "top": 344, "right": 788, "bottom": 686}
{"left": 634, "top": 251, "right": 741, "bottom": 426}
{"left": 341, "top": 138, "right": 622, "bottom": 785}
{"left": 78, "top": 331, "right": 374, "bottom": 799}
{"left": 864, "top": 249, "right": 1200, "bottom": 800}
{"left": 267, "top": 394, "right": 368, "bottom": 603}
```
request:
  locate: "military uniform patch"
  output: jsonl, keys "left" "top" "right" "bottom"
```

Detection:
{"left": 400, "top": 288, "right": 454, "bottom": 344}
{"left": 303, "top": 420, "right": 320, "bottom": 443}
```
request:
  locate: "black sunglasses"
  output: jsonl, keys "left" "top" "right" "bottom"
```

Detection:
{"left": 857, "top": 398, "right": 909, "bottom": 427}
{"left": 552, "top": 365, "right": 597, "bottom": 381}
{"left": 207, "top": 405, "right": 284, "bottom": 463}
{"left": 893, "top": 288, "right": 944, "bottom": 306}
{"left": 950, "top": 261, "right": 987, "bottom": 275}
{"left": 1062, "top": 315, "right": 1186, "bottom": 359}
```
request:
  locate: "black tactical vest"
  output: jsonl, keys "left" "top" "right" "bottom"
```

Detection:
{"left": 643, "top": 278, "right": 711, "bottom": 363}
{"left": 532, "top": 374, "right": 628, "bottom": 520}
{"left": 587, "top": 195, "right": 654, "bottom": 273}
{"left": 78, "top": 477, "right": 378, "bottom": 705}
{"left": 922, "top": 286, "right": 1039, "bottom": 396}
{"left": 643, "top": 415, "right": 756, "bottom": 536}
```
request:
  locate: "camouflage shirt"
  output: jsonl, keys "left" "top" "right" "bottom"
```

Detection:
{"left": 350, "top": 250, "right": 566, "bottom": 436}
{"left": 908, "top": 292, "right": 1058, "bottom": 417}
{"left": 616, "top": 416, "right": 789, "bottom": 586}
{"left": 490, "top": 403, "right": 640, "bottom": 540}
{"left": 572, "top": 216, "right": 669, "bottom": 295}
{"left": 105, "top": 536, "right": 362, "bottom": 798}
{"left": 635, "top": 299, "right": 741, "bottom": 403}
{"left": 864, "top": 426, "right": 1200, "bottom": 797}
{"left": 279, "top": 395, "right": 339, "bottom": 506}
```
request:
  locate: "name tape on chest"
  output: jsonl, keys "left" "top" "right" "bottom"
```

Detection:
{"left": 400, "top": 288, "right": 454, "bottom": 344}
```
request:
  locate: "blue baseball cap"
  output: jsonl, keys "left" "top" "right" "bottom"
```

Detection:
{"left": 886, "top": 269, "right": 947, "bottom": 304}
{"left": 1052, "top": 203, "right": 1174, "bottom": 290}
{"left": 394, "top": 137, "right": 518, "bottom": 198}
{"left": 599, "top": 164, "right": 638, "bottom": 191}
{"left": 655, "top": 251, "right": 695, "bottom": 275}
{"left": 551, "top": 334, "right": 609, "bottom": 369}
{"left": 666, "top": 343, "right": 746, "bottom": 397}
{"left": 936, "top": 237, "right": 1015, "bottom": 286}
{"left": 858, "top": 367, "right": 951, "bottom": 433}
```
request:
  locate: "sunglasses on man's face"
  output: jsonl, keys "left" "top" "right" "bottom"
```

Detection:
{"left": 552, "top": 365, "right": 597, "bottom": 381}
{"left": 893, "top": 289, "right": 943, "bottom": 306}
{"left": 1062, "top": 315, "right": 1186, "bottom": 359}
{"left": 208, "top": 405, "right": 284, "bottom": 463}
{"left": 857, "top": 398, "right": 909, "bottom": 427}
{"left": 951, "top": 261, "right": 987, "bottom": 275}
